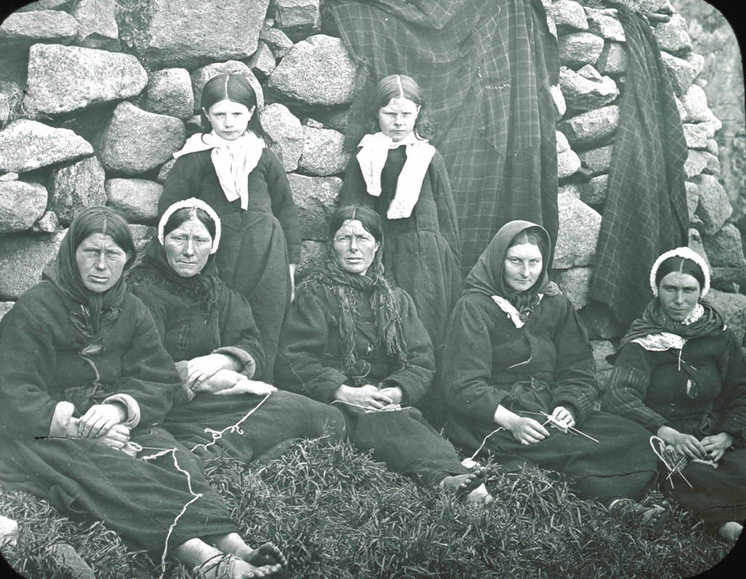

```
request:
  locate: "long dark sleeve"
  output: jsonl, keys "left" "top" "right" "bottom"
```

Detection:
{"left": 158, "top": 154, "right": 200, "bottom": 215}
{"left": 338, "top": 155, "right": 375, "bottom": 208}
{"left": 429, "top": 151, "right": 461, "bottom": 256}
{"left": 714, "top": 331, "right": 746, "bottom": 443}
{"left": 266, "top": 150, "right": 300, "bottom": 263}
{"left": 216, "top": 289, "right": 266, "bottom": 379}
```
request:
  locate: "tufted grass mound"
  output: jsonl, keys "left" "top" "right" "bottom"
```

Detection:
{"left": 0, "top": 438, "right": 738, "bottom": 577}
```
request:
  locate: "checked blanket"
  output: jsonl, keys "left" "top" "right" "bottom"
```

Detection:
{"left": 589, "top": 7, "right": 689, "bottom": 327}
{"left": 326, "top": 0, "right": 559, "bottom": 272}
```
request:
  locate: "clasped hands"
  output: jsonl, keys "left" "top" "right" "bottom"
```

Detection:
{"left": 55, "top": 401, "right": 131, "bottom": 452}
{"left": 495, "top": 405, "right": 575, "bottom": 445}
{"left": 657, "top": 425, "right": 733, "bottom": 462}
{"left": 334, "top": 383, "right": 403, "bottom": 411}
{"left": 186, "top": 354, "right": 276, "bottom": 397}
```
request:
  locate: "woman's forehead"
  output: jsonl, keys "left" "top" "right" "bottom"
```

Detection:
{"left": 168, "top": 217, "right": 212, "bottom": 237}
{"left": 77, "top": 232, "right": 121, "bottom": 249}
{"left": 335, "top": 219, "right": 372, "bottom": 235}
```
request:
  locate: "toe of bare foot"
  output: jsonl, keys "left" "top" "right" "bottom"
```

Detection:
{"left": 245, "top": 542, "right": 287, "bottom": 568}
{"left": 719, "top": 521, "right": 743, "bottom": 542}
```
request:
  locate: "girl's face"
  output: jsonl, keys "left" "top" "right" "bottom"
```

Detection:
{"left": 503, "top": 242, "right": 543, "bottom": 293}
{"left": 75, "top": 233, "right": 129, "bottom": 293}
{"left": 333, "top": 219, "right": 380, "bottom": 276}
{"left": 658, "top": 271, "right": 701, "bottom": 322}
{"left": 164, "top": 217, "right": 213, "bottom": 278}
{"left": 377, "top": 97, "right": 420, "bottom": 142}
{"left": 204, "top": 99, "right": 254, "bottom": 141}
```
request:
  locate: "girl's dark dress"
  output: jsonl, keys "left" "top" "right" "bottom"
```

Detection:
{"left": 275, "top": 263, "right": 470, "bottom": 487}
{"left": 128, "top": 242, "right": 345, "bottom": 461}
{"left": 159, "top": 147, "right": 299, "bottom": 378}
{"left": 0, "top": 281, "right": 236, "bottom": 559}
{"left": 603, "top": 305, "right": 746, "bottom": 528}
{"left": 443, "top": 221, "right": 658, "bottom": 500}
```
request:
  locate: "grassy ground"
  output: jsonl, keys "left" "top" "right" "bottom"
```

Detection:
{"left": 0, "top": 438, "right": 739, "bottom": 578}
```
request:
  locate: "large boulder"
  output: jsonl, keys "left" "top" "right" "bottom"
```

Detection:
{"left": 0, "top": 81, "right": 22, "bottom": 126}
{"left": 24, "top": 44, "right": 148, "bottom": 117}
{"left": 681, "top": 84, "right": 711, "bottom": 123}
{"left": 554, "top": 192, "right": 601, "bottom": 269}
{"left": 559, "top": 105, "right": 620, "bottom": 148}
{"left": 287, "top": 174, "right": 341, "bottom": 240}
{"left": 273, "top": 0, "right": 321, "bottom": 30}
{"left": 585, "top": 8, "right": 626, "bottom": 42}
{"left": 144, "top": 68, "right": 194, "bottom": 119}
{"left": 705, "top": 289, "right": 746, "bottom": 344}
{"left": 580, "top": 174, "right": 608, "bottom": 209}
{"left": 260, "top": 24, "right": 294, "bottom": 60}
{"left": 557, "top": 148, "right": 581, "bottom": 180}
{"left": 660, "top": 51, "right": 695, "bottom": 97}
{"left": 249, "top": 41, "right": 277, "bottom": 77}
{"left": 71, "top": 0, "right": 120, "bottom": 50}
{"left": 268, "top": 34, "right": 357, "bottom": 106}
{"left": 684, "top": 149, "right": 708, "bottom": 180}
{"left": 579, "top": 144, "right": 613, "bottom": 176}
{"left": 105, "top": 178, "right": 162, "bottom": 224}
{"left": 259, "top": 103, "right": 303, "bottom": 172}
{"left": 140, "top": 0, "right": 270, "bottom": 69}
{"left": 558, "top": 32, "right": 605, "bottom": 68}
{"left": 552, "top": 266, "right": 592, "bottom": 310}
{"left": 0, "top": 119, "right": 93, "bottom": 173}
{"left": 652, "top": 13, "right": 692, "bottom": 56}
{"left": 99, "top": 102, "right": 185, "bottom": 175}
{"left": 549, "top": 1, "right": 588, "bottom": 31}
{"left": 596, "top": 41, "right": 626, "bottom": 76}
{"left": 299, "top": 124, "right": 349, "bottom": 176}
{"left": 703, "top": 224, "right": 746, "bottom": 268}
{"left": 559, "top": 65, "right": 619, "bottom": 113}
{"left": 0, "top": 180, "right": 48, "bottom": 233}
{"left": 48, "top": 155, "right": 107, "bottom": 226}
{"left": 191, "top": 61, "right": 262, "bottom": 111}
{"left": 0, "top": 230, "right": 67, "bottom": 299}
{"left": 682, "top": 123, "right": 709, "bottom": 150}
{"left": 0, "top": 9, "right": 79, "bottom": 47}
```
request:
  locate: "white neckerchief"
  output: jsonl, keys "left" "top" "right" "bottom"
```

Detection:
{"left": 490, "top": 294, "right": 544, "bottom": 329}
{"left": 630, "top": 303, "right": 704, "bottom": 352}
{"left": 173, "top": 131, "right": 264, "bottom": 210}
{"left": 356, "top": 131, "right": 436, "bottom": 219}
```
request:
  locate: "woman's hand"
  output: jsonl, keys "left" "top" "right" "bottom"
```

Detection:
{"left": 550, "top": 406, "right": 575, "bottom": 429}
{"left": 494, "top": 405, "right": 550, "bottom": 445}
{"left": 186, "top": 354, "right": 237, "bottom": 388}
{"left": 213, "top": 378, "right": 277, "bottom": 397}
{"left": 377, "top": 386, "right": 403, "bottom": 406}
{"left": 77, "top": 403, "right": 126, "bottom": 439}
{"left": 94, "top": 423, "right": 131, "bottom": 451}
{"left": 701, "top": 432, "right": 734, "bottom": 462}
{"left": 335, "top": 384, "right": 395, "bottom": 410}
{"left": 657, "top": 425, "right": 707, "bottom": 459}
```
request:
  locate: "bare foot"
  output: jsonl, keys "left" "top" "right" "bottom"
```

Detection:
{"left": 440, "top": 473, "right": 494, "bottom": 507}
{"left": 243, "top": 542, "right": 287, "bottom": 568}
{"left": 194, "top": 553, "right": 282, "bottom": 578}
{"left": 719, "top": 521, "right": 743, "bottom": 542}
{"left": 465, "top": 483, "right": 494, "bottom": 507}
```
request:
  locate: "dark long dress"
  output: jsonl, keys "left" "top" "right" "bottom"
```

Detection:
{"left": 128, "top": 253, "right": 346, "bottom": 462}
{"left": 159, "top": 147, "right": 300, "bottom": 378}
{"left": 443, "top": 290, "right": 659, "bottom": 500}
{"left": 275, "top": 277, "right": 470, "bottom": 487}
{"left": 603, "top": 325, "right": 746, "bottom": 528}
{"left": 0, "top": 283, "right": 236, "bottom": 558}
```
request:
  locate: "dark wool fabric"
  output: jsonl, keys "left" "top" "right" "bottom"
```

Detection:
{"left": 589, "top": 7, "right": 689, "bottom": 326}
{"left": 604, "top": 305, "right": 746, "bottom": 527}
{"left": 159, "top": 147, "right": 299, "bottom": 378}
{"left": 326, "top": 0, "right": 558, "bottom": 271}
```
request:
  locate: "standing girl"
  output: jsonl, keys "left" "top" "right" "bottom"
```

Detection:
{"left": 339, "top": 74, "right": 462, "bottom": 423}
{"left": 160, "top": 73, "right": 299, "bottom": 378}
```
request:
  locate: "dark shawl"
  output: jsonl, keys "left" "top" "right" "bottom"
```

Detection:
{"left": 326, "top": 0, "right": 558, "bottom": 272}
{"left": 589, "top": 6, "right": 689, "bottom": 326}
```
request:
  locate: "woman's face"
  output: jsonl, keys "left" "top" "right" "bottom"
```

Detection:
{"left": 504, "top": 242, "right": 543, "bottom": 292}
{"left": 333, "top": 219, "right": 380, "bottom": 276}
{"left": 164, "top": 217, "right": 213, "bottom": 278}
{"left": 75, "top": 233, "right": 129, "bottom": 293}
{"left": 377, "top": 97, "right": 420, "bottom": 142}
{"left": 658, "top": 271, "right": 701, "bottom": 321}
{"left": 204, "top": 98, "right": 254, "bottom": 141}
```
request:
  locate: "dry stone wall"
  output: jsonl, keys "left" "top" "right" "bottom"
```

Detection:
{"left": 0, "top": 0, "right": 743, "bottom": 387}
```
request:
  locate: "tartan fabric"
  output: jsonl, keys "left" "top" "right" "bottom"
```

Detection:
{"left": 588, "top": 7, "right": 688, "bottom": 326}
{"left": 327, "top": 0, "right": 558, "bottom": 271}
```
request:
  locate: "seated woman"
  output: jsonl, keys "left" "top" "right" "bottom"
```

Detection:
{"left": 0, "top": 207, "right": 285, "bottom": 578}
{"left": 603, "top": 247, "right": 746, "bottom": 542}
{"left": 275, "top": 205, "right": 491, "bottom": 505}
{"left": 128, "top": 198, "right": 345, "bottom": 462}
{"left": 442, "top": 220, "right": 660, "bottom": 517}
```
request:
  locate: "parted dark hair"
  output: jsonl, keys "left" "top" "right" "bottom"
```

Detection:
{"left": 162, "top": 207, "right": 217, "bottom": 240}
{"left": 364, "top": 74, "right": 435, "bottom": 140}
{"left": 200, "top": 73, "right": 263, "bottom": 135}
{"left": 71, "top": 207, "right": 137, "bottom": 270}
{"left": 655, "top": 256, "right": 706, "bottom": 290}
{"left": 508, "top": 228, "right": 549, "bottom": 260}
{"left": 329, "top": 205, "right": 384, "bottom": 245}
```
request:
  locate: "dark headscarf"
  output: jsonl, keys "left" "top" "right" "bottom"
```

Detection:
{"left": 43, "top": 206, "right": 135, "bottom": 347}
{"left": 465, "top": 220, "right": 560, "bottom": 319}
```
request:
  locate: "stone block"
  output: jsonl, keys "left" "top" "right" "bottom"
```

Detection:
{"left": 549, "top": 1, "right": 588, "bottom": 31}
{"left": 681, "top": 84, "right": 710, "bottom": 123}
{"left": 702, "top": 151, "right": 720, "bottom": 176}
{"left": 141, "top": 0, "right": 270, "bottom": 68}
{"left": 144, "top": 68, "right": 194, "bottom": 119}
{"left": 273, "top": 0, "right": 321, "bottom": 30}
{"left": 299, "top": 239, "right": 327, "bottom": 273}
{"left": 100, "top": 102, "right": 185, "bottom": 175}
{"left": 191, "top": 61, "right": 262, "bottom": 111}
{"left": 105, "top": 178, "right": 163, "bottom": 224}
{"left": 554, "top": 192, "right": 601, "bottom": 269}
{"left": 703, "top": 223, "right": 746, "bottom": 268}
{"left": 557, "top": 148, "right": 581, "bottom": 180}
{"left": 558, "top": 183, "right": 582, "bottom": 199}
{"left": 695, "top": 174, "right": 732, "bottom": 236}
{"left": 660, "top": 51, "right": 695, "bottom": 96}
{"left": 0, "top": 9, "right": 78, "bottom": 47}
{"left": 0, "top": 80, "right": 22, "bottom": 126}
{"left": 259, "top": 103, "right": 303, "bottom": 172}
{"left": 682, "top": 123, "right": 709, "bottom": 150}
{"left": 579, "top": 144, "right": 613, "bottom": 176}
{"left": 0, "top": 180, "right": 48, "bottom": 233}
{"left": 268, "top": 34, "right": 358, "bottom": 106}
{"left": 580, "top": 174, "right": 608, "bottom": 209}
{"left": 24, "top": 44, "right": 148, "bottom": 117}
{"left": 596, "top": 41, "right": 626, "bottom": 76}
{"left": 653, "top": 13, "right": 692, "bottom": 56}
{"left": 260, "top": 25, "right": 294, "bottom": 60}
{"left": 71, "top": 0, "right": 120, "bottom": 50}
{"left": 558, "top": 32, "right": 605, "bottom": 68}
{"left": 249, "top": 41, "right": 277, "bottom": 77}
{"left": 550, "top": 84, "right": 566, "bottom": 119}
{"left": 585, "top": 8, "right": 626, "bottom": 42}
{"left": 287, "top": 173, "right": 341, "bottom": 240}
{"left": 0, "top": 230, "right": 67, "bottom": 299}
{"left": 0, "top": 119, "right": 93, "bottom": 173}
{"left": 706, "top": 139, "right": 718, "bottom": 156}
{"left": 556, "top": 130, "right": 570, "bottom": 154}
{"left": 684, "top": 149, "right": 708, "bottom": 180}
{"left": 33, "top": 210, "right": 59, "bottom": 233}
{"left": 685, "top": 180, "right": 700, "bottom": 224}
{"left": 559, "top": 105, "right": 619, "bottom": 148}
{"left": 674, "top": 96, "right": 687, "bottom": 121}
{"left": 706, "top": 289, "right": 746, "bottom": 344}
{"left": 559, "top": 65, "right": 619, "bottom": 113}
{"left": 300, "top": 125, "right": 349, "bottom": 176}
{"left": 552, "top": 266, "right": 593, "bottom": 310}
{"left": 49, "top": 155, "right": 107, "bottom": 226}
